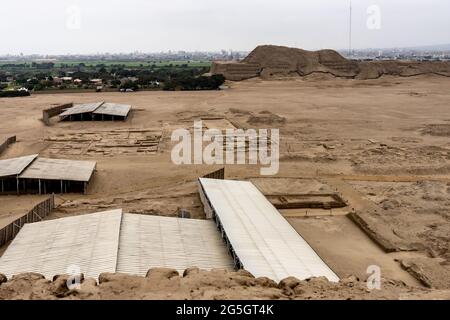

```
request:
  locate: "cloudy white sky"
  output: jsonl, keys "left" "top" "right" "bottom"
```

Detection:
{"left": 1, "top": 0, "right": 449, "bottom": 54}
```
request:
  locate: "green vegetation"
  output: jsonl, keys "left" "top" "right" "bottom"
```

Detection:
{"left": 0, "top": 59, "right": 219, "bottom": 93}
{"left": 163, "top": 74, "right": 225, "bottom": 91}
{"left": 52, "top": 60, "right": 211, "bottom": 68}
{"left": 0, "top": 60, "right": 211, "bottom": 68}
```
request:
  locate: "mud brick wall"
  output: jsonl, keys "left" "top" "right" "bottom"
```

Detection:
{"left": 0, "top": 136, "right": 16, "bottom": 155}
{"left": 42, "top": 103, "right": 73, "bottom": 125}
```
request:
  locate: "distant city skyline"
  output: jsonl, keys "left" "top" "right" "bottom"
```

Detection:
{"left": 1, "top": 43, "right": 449, "bottom": 58}
{"left": 2, "top": 0, "right": 450, "bottom": 55}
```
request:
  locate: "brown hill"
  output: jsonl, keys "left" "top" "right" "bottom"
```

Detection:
{"left": 211, "top": 45, "right": 450, "bottom": 80}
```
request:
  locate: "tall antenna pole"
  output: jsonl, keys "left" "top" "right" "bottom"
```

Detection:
{"left": 349, "top": 0, "right": 352, "bottom": 57}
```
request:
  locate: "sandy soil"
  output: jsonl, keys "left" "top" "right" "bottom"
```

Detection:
{"left": 0, "top": 195, "right": 48, "bottom": 228}
{"left": 287, "top": 216, "right": 420, "bottom": 285}
{"left": 1, "top": 269, "right": 449, "bottom": 300}
{"left": 0, "top": 74, "right": 449, "bottom": 298}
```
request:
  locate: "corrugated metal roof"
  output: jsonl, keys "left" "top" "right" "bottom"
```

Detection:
{"left": 0, "top": 211, "right": 234, "bottom": 280}
{"left": 0, "top": 210, "right": 122, "bottom": 280}
{"left": 93, "top": 103, "right": 131, "bottom": 117}
{"left": 59, "top": 102, "right": 104, "bottom": 117}
{"left": 19, "top": 157, "right": 96, "bottom": 182}
{"left": 117, "top": 214, "right": 234, "bottom": 276}
{"left": 0, "top": 154, "right": 38, "bottom": 178}
{"left": 198, "top": 178, "right": 340, "bottom": 282}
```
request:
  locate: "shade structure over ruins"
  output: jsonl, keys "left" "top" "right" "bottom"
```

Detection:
{"left": 198, "top": 178, "right": 340, "bottom": 282}
{"left": 0, "top": 210, "right": 234, "bottom": 280}
{"left": 0, "top": 155, "right": 96, "bottom": 194}
{"left": 59, "top": 101, "right": 131, "bottom": 121}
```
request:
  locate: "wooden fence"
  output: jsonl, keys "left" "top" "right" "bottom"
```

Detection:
{"left": 42, "top": 103, "right": 73, "bottom": 125}
{"left": 0, "top": 195, "right": 55, "bottom": 247}
{"left": 0, "top": 136, "right": 16, "bottom": 155}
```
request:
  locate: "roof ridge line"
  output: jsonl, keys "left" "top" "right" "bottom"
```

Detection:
{"left": 93, "top": 101, "right": 106, "bottom": 113}
{"left": 113, "top": 209, "right": 124, "bottom": 274}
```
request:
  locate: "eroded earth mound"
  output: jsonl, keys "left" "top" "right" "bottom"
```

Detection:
{"left": 1, "top": 268, "right": 449, "bottom": 300}
{"left": 211, "top": 45, "right": 450, "bottom": 80}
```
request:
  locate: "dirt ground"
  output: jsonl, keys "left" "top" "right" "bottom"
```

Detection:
{"left": 0, "top": 195, "right": 48, "bottom": 228}
{"left": 0, "top": 74, "right": 449, "bottom": 299}
{"left": 1, "top": 269, "right": 449, "bottom": 300}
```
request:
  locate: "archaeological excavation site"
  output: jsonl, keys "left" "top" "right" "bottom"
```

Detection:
{"left": 1, "top": 45, "right": 450, "bottom": 303}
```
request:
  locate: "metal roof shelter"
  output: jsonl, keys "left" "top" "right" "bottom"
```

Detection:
{"left": 59, "top": 102, "right": 131, "bottom": 121}
{"left": 117, "top": 214, "right": 234, "bottom": 275}
{"left": 0, "top": 210, "right": 122, "bottom": 279}
{"left": 19, "top": 157, "right": 96, "bottom": 182}
{"left": 93, "top": 103, "right": 132, "bottom": 118}
{"left": 0, "top": 154, "right": 37, "bottom": 178}
{"left": 59, "top": 102, "right": 104, "bottom": 118}
{"left": 0, "top": 155, "right": 96, "bottom": 194}
{"left": 198, "top": 178, "right": 340, "bottom": 282}
{"left": 0, "top": 211, "right": 234, "bottom": 280}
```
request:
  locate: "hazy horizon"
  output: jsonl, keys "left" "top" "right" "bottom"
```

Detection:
{"left": 2, "top": 0, "right": 449, "bottom": 55}
{"left": 2, "top": 43, "right": 450, "bottom": 57}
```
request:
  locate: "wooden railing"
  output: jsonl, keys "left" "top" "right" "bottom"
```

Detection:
{"left": 0, "top": 195, "right": 55, "bottom": 247}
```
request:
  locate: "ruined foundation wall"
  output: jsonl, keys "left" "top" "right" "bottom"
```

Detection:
{"left": 42, "top": 103, "right": 73, "bottom": 125}
{"left": 0, "top": 136, "right": 16, "bottom": 155}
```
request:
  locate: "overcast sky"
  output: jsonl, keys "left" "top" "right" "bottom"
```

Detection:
{"left": 1, "top": 0, "right": 449, "bottom": 54}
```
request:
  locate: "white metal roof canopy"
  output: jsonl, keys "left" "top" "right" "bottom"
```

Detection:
{"left": 0, "top": 211, "right": 234, "bottom": 280}
{"left": 59, "top": 102, "right": 104, "bottom": 117}
{"left": 0, "top": 210, "right": 123, "bottom": 279}
{"left": 0, "top": 154, "right": 38, "bottom": 178}
{"left": 198, "top": 178, "right": 340, "bottom": 282}
{"left": 93, "top": 103, "right": 131, "bottom": 117}
{"left": 116, "top": 214, "right": 234, "bottom": 275}
{"left": 59, "top": 102, "right": 131, "bottom": 119}
{"left": 19, "top": 157, "right": 96, "bottom": 182}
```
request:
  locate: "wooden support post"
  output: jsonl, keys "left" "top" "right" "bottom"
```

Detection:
{"left": 33, "top": 208, "right": 43, "bottom": 221}
{"left": 61, "top": 180, "right": 63, "bottom": 194}
{"left": 39, "top": 179, "right": 41, "bottom": 195}
{"left": 16, "top": 175, "right": 19, "bottom": 195}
